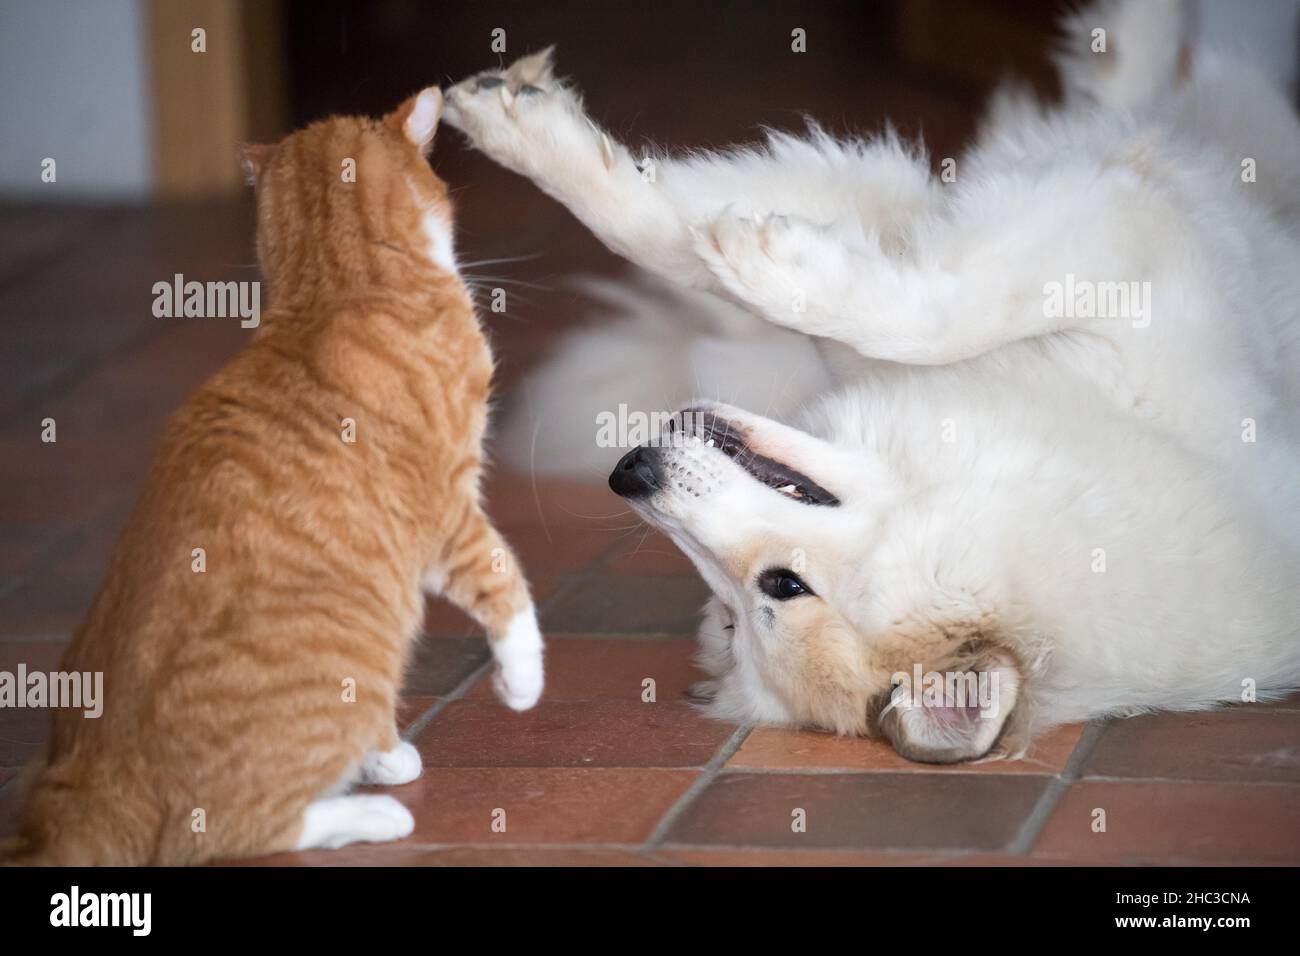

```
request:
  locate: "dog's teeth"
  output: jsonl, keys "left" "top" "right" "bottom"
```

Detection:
{"left": 706, "top": 438, "right": 715, "bottom": 447}
{"left": 778, "top": 484, "right": 799, "bottom": 495}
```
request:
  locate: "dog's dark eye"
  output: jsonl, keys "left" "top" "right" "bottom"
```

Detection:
{"left": 757, "top": 569, "right": 812, "bottom": 600}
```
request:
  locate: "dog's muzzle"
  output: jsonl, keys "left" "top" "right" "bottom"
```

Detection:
{"left": 609, "top": 446, "right": 664, "bottom": 498}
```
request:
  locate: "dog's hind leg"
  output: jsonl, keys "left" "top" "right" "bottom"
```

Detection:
{"left": 1054, "top": 0, "right": 1194, "bottom": 111}
{"left": 689, "top": 184, "right": 1168, "bottom": 366}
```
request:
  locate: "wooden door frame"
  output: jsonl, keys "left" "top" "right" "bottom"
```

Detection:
{"left": 146, "top": 0, "right": 287, "bottom": 199}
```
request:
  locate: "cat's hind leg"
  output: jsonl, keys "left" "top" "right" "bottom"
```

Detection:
{"left": 294, "top": 795, "right": 414, "bottom": 851}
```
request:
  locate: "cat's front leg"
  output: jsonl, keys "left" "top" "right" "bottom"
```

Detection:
{"left": 423, "top": 509, "right": 544, "bottom": 711}
{"left": 443, "top": 50, "right": 714, "bottom": 288}
{"left": 487, "top": 603, "right": 545, "bottom": 712}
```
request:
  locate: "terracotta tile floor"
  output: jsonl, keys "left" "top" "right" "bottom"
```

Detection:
{"left": 1, "top": 190, "right": 1298, "bottom": 867}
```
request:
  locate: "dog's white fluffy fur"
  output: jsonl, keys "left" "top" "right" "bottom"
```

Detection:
{"left": 445, "top": 0, "right": 1300, "bottom": 759}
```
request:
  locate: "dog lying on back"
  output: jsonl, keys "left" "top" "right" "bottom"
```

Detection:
{"left": 444, "top": 0, "right": 1300, "bottom": 761}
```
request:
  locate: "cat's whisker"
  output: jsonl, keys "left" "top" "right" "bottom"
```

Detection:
{"left": 627, "top": 524, "right": 655, "bottom": 559}
{"left": 456, "top": 254, "right": 542, "bottom": 268}
{"left": 460, "top": 274, "right": 551, "bottom": 288}
{"left": 553, "top": 504, "right": 635, "bottom": 521}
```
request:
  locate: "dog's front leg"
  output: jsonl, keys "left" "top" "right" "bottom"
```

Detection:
{"left": 692, "top": 209, "right": 1067, "bottom": 365}
{"left": 443, "top": 50, "right": 715, "bottom": 289}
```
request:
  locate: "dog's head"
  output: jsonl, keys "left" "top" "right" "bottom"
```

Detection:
{"left": 609, "top": 401, "right": 1024, "bottom": 763}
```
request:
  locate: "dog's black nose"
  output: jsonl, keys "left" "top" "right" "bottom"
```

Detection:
{"left": 609, "top": 446, "right": 664, "bottom": 498}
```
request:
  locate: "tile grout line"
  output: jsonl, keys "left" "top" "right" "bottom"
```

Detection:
{"left": 401, "top": 659, "right": 492, "bottom": 742}
{"left": 0, "top": 318, "right": 177, "bottom": 435}
{"left": 701, "top": 765, "right": 1070, "bottom": 777}
{"left": 651, "top": 841, "right": 989, "bottom": 860}
{"left": 0, "top": 505, "right": 131, "bottom": 605}
{"left": 0, "top": 208, "right": 118, "bottom": 295}
{"left": 1004, "top": 719, "right": 1109, "bottom": 855}
{"left": 643, "top": 723, "right": 753, "bottom": 849}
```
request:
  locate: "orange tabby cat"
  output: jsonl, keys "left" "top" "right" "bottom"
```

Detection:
{"left": 1, "top": 87, "right": 544, "bottom": 865}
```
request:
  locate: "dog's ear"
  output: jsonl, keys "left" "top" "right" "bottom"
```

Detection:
{"left": 876, "top": 643, "right": 1022, "bottom": 763}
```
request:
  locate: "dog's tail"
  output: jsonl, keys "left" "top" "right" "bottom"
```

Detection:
{"left": 1056, "top": 0, "right": 1298, "bottom": 108}
{"left": 496, "top": 271, "right": 839, "bottom": 477}
{"left": 1054, "top": 0, "right": 1197, "bottom": 110}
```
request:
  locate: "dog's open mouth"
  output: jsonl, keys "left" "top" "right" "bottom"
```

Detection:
{"left": 672, "top": 409, "right": 840, "bottom": 506}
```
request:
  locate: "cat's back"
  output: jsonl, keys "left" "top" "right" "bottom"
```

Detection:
{"left": 54, "top": 312, "right": 455, "bottom": 730}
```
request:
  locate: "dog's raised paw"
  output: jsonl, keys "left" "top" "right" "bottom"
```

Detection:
{"left": 445, "top": 47, "right": 558, "bottom": 125}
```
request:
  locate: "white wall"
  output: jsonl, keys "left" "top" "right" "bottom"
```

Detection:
{"left": 0, "top": 0, "right": 153, "bottom": 200}
{"left": 0, "top": 0, "right": 1294, "bottom": 202}
{"left": 1199, "top": 0, "right": 1300, "bottom": 94}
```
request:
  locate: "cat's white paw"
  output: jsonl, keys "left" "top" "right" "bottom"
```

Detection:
{"left": 359, "top": 740, "right": 423, "bottom": 786}
{"left": 295, "top": 794, "right": 415, "bottom": 850}
{"left": 492, "top": 607, "right": 545, "bottom": 711}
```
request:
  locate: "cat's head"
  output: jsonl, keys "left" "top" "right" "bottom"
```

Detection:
{"left": 238, "top": 88, "right": 455, "bottom": 301}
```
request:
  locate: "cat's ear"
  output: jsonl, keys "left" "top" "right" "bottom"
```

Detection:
{"left": 389, "top": 87, "right": 443, "bottom": 156}
{"left": 238, "top": 143, "right": 275, "bottom": 186}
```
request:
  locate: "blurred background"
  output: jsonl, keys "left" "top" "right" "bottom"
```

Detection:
{"left": 2, "top": 0, "right": 1297, "bottom": 203}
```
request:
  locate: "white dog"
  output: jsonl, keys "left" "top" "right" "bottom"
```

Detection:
{"left": 444, "top": 0, "right": 1300, "bottom": 761}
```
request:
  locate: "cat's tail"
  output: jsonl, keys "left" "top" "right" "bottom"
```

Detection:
{"left": 0, "top": 834, "right": 46, "bottom": 866}
{"left": 496, "top": 271, "right": 839, "bottom": 477}
{"left": 0, "top": 764, "right": 156, "bottom": 866}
